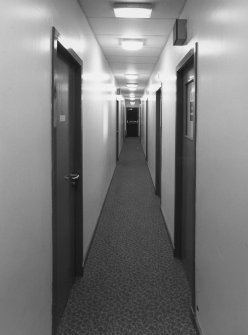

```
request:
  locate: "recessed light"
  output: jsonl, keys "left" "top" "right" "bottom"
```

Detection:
{"left": 113, "top": 3, "right": 152, "bottom": 18}
{"left": 125, "top": 73, "right": 138, "bottom": 81}
{"left": 121, "top": 39, "right": 143, "bottom": 51}
{"left": 126, "top": 83, "right": 138, "bottom": 89}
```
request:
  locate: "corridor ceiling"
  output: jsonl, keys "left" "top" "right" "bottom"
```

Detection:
{"left": 78, "top": 0, "right": 187, "bottom": 99}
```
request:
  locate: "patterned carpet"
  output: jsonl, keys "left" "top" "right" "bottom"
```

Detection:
{"left": 58, "top": 138, "right": 197, "bottom": 335}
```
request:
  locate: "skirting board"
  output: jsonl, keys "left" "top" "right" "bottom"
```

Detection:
{"left": 159, "top": 208, "right": 175, "bottom": 252}
{"left": 83, "top": 164, "right": 117, "bottom": 267}
{"left": 191, "top": 307, "right": 203, "bottom": 335}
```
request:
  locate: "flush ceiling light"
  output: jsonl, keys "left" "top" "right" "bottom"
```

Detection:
{"left": 113, "top": 3, "right": 152, "bottom": 18}
{"left": 125, "top": 73, "right": 138, "bottom": 81}
{"left": 126, "top": 83, "right": 138, "bottom": 89}
{"left": 130, "top": 101, "right": 135, "bottom": 106}
{"left": 121, "top": 39, "right": 143, "bottom": 51}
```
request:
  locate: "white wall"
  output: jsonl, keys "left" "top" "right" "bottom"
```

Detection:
{"left": 0, "top": 0, "right": 117, "bottom": 334}
{"left": 146, "top": 92, "right": 157, "bottom": 185}
{"left": 146, "top": 0, "right": 248, "bottom": 334}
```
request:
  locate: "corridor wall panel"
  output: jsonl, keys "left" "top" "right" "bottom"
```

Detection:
{"left": 146, "top": 0, "right": 248, "bottom": 334}
{"left": 0, "top": 0, "right": 117, "bottom": 334}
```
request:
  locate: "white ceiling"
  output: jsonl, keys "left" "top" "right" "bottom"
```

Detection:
{"left": 78, "top": 0, "right": 187, "bottom": 99}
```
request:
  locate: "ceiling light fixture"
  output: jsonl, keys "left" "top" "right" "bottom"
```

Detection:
{"left": 126, "top": 83, "right": 138, "bottom": 89}
{"left": 125, "top": 73, "right": 138, "bottom": 81}
{"left": 121, "top": 39, "right": 143, "bottom": 51}
{"left": 113, "top": 3, "right": 152, "bottom": 18}
{"left": 130, "top": 101, "right": 135, "bottom": 106}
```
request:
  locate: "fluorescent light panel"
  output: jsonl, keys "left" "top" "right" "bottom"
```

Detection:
{"left": 121, "top": 39, "right": 143, "bottom": 51}
{"left": 125, "top": 73, "right": 138, "bottom": 80}
{"left": 126, "top": 83, "right": 138, "bottom": 89}
{"left": 114, "top": 3, "right": 152, "bottom": 18}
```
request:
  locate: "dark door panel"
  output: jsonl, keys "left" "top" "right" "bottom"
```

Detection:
{"left": 146, "top": 99, "right": 148, "bottom": 160}
{"left": 126, "top": 108, "right": 138, "bottom": 137}
{"left": 174, "top": 47, "right": 197, "bottom": 311}
{"left": 54, "top": 53, "right": 76, "bottom": 324}
{"left": 181, "top": 74, "right": 195, "bottom": 289}
{"left": 52, "top": 28, "right": 83, "bottom": 334}
{"left": 116, "top": 100, "right": 119, "bottom": 161}
{"left": 155, "top": 88, "right": 162, "bottom": 197}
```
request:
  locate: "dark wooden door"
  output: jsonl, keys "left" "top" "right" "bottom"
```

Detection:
{"left": 155, "top": 88, "right": 162, "bottom": 197}
{"left": 174, "top": 48, "right": 197, "bottom": 310}
{"left": 126, "top": 108, "right": 138, "bottom": 137}
{"left": 54, "top": 51, "right": 77, "bottom": 327}
{"left": 181, "top": 64, "right": 195, "bottom": 292}
{"left": 116, "top": 100, "right": 119, "bottom": 161}
{"left": 52, "top": 31, "right": 83, "bottom": 334}
{"left": 146, "top": 99, "right": 148, "bottom": 160}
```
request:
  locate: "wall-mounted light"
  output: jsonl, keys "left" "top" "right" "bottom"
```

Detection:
{"left": 121, "top": 39, "right": 144, "bottom": 51}
{"left": 113, "top": 3, "right": 152, "bottom": 18}
{"left": 125, "top": 73, "right": 138, "bottom": 81}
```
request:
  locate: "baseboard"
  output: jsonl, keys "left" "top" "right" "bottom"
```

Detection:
{"left": 190, "top": 307, "right": 203, "bottom": 335}
{"left": 78, "top": 265, "right": 84, "bottom": 277}
{"left": 159, "top": 208, "right": 175, "bottom": 253}
{"left": 83, "top": 164, "right": 118, "bottom": 268}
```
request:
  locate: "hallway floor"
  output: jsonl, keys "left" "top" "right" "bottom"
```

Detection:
{"left": 58, "top": 138, "right": 197, "bottom": 335}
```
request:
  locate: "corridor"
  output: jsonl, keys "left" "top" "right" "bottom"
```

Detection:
{"left": 58, "top": 138, "right": 196, "bottom": 335}
{"left": 2, "top": 1, "right": 248, "bottom": 334}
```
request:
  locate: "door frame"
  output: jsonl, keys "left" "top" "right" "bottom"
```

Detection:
{"left": 51, "top": 27, "right": 83, "bottom": 332}
{"left": 146, "top": 99, "right": 148, "bottom": 161}
{"left": 174, "top": 44, "right": 198, "bottom": 311}
{"left": 155, "top": 87, "right": 162, "bottom": 197}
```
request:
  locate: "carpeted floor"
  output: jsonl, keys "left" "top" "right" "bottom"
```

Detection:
{"left": 58, "top": 138, "right": 197, "bottom": 335}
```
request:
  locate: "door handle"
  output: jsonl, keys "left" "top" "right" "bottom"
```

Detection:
{"left": 64, "top": 173, "right": 80, "bottom": 185}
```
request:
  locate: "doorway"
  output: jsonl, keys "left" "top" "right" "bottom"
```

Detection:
{"left": 155, "top": 88, "right": 162, "bottom": 197}
{"left": 146, "top": 99, "right": 148, "bottom": 161}
{"left": 126, "top": 107, "right": 139, "bottom": 137}
{"left": 116, "top": 100, "right": 119, "bottom": 161}
{"left": 51, "top": 27, "right": 83, "bottom": 334}
{"left": 174, "top": 46, "right": 197, "bottom": 311}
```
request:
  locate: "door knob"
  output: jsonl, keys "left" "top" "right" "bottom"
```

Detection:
{"left": 64, "top": 173, "right": 80, "bottom": 186}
